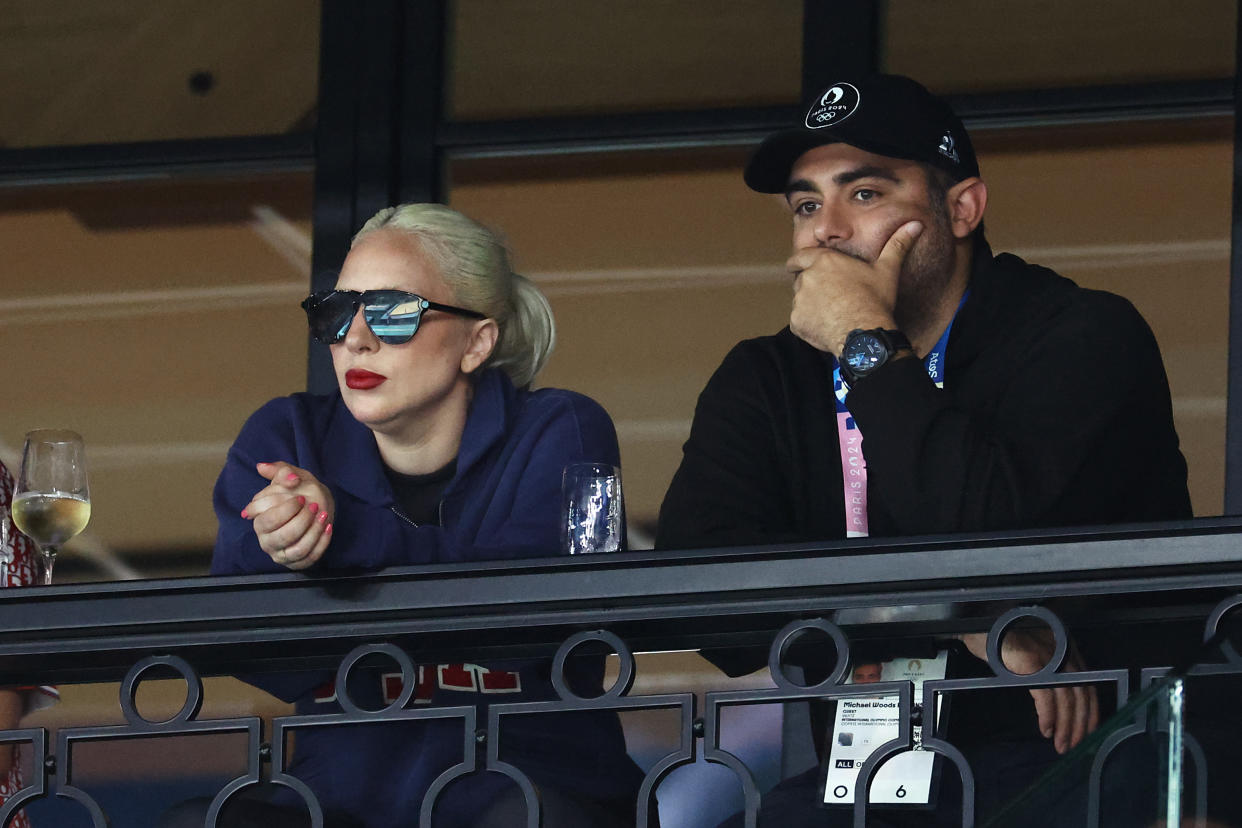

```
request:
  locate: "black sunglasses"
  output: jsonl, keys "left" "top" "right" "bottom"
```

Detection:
{"left": 301, "top": 289, "right": 486, "bottom": 345}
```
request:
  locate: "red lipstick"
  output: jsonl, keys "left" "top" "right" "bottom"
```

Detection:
{"left": 345, "top": 369, "right": 387, "bottom": 390}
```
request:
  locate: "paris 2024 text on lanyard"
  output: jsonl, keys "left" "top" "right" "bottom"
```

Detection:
{"left": 831, "top": 295, "right": 964, "bottom": 539}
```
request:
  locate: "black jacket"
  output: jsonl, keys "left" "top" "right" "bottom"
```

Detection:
{"left": 657, "top": 245, "right": 1191, "bottom": 550}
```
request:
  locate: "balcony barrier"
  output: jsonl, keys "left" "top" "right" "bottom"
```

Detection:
{"left": 0, "top": 517, "right": 1241, "bottom": 827}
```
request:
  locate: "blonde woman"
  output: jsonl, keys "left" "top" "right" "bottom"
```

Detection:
{"left": 196, "top": 204, "right": 643, "bottom": 828}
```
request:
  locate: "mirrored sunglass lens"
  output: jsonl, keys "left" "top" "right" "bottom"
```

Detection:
{"left": 363, "top": 293, "right": 423, "bottom": 343}
{"left": 310, "top": 294, "right": 358, "bottom": 344}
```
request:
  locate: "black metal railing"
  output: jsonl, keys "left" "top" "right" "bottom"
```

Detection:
{"left": 1, "top": 517, "right": 1241, "bottom": 827}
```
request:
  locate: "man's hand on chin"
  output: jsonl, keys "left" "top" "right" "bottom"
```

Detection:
{"left": 786, "top": 219, "right": 923, "bottom": 354}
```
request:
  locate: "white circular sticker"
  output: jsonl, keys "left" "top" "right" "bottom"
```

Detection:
{"left": 805, "top": 83, "right": 861, "bottom": 130}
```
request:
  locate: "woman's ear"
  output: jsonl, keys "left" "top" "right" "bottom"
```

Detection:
{"left": 460, "top": 318, "right": 499, "bottom": 374}
{"left": 947, "top": 177, "right": 988, "bottom": 240}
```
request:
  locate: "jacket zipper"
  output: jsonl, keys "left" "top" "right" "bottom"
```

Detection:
{"left": 389, "top": 501, "right": 445, "bottom": 528}
{"left": 390, "top": 505, "right": 418, "bottom": 527}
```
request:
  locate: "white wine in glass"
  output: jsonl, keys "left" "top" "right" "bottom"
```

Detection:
{"left": 12, "top": 430, "right": 90, "bottom": 584}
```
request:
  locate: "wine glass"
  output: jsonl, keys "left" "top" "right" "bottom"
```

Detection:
{"left": 11, "top": 430, "right": 91, "bottom": 584}
{"left": 561, "top": 463, "right": 624, "bottom": 554}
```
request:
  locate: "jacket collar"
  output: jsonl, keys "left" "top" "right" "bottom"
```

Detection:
{"left": 940, "top": 237, "right": 1000, "bottom": 368}
{"left": 324, "top": 368, "right": 515, "bottom": 506}
{"left": 456, "top": 368, "right": 514, "bottom": 478}
{"left": 952, "top": 236, "right": 1075, "bottom": 373}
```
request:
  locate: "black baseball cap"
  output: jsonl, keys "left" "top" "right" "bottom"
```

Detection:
{"left": 744, "top": 74, "right": 979, "bottom": 193}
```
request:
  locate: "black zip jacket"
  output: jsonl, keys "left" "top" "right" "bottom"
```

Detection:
{"left": 657, "top": 243, "right": 1191, "bottom": 550}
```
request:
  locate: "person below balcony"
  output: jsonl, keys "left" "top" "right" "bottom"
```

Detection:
{"left": 170, "top": 204, "right": 645, "bottom": 828}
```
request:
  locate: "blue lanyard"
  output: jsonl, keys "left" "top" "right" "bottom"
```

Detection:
{"left": 922, "top": 304, "right": 957, "bottom": 388}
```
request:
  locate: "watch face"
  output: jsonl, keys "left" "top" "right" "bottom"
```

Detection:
{"left": 843, "top": 332, "right": 887, "bottom": 376}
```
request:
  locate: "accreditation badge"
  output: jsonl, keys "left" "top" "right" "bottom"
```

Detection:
{"left": 821, "top": 651, "right": 949, "bottom": 807}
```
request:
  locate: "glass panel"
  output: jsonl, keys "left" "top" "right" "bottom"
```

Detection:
{"left": 0, "top": 172, "right": 313, "bottom": 580}
{"left": 883, "top": 0, "right": 1235, "bottom": 93}
{"left": 449, "top": 119, "right": 1230, "bottom": 545}
{"left": 980, "top": 616, "right": 1242, "bottom": 828}
{"left": 448, "top": 0, "right": 802, "bottom": 120}
{"left": 979, "top": 674, "right": 1178, "bottom": 827}
{"left": 2, "top": 1, "right": 319, "bottom": 148}
{"left": 1164, "top": 678, "right": 1185, "bottom": 826}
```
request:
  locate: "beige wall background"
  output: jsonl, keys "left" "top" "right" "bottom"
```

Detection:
{"left": 1, "top": 123, "right": 1228, "bottom": 578}
{"left": 0, "top": 1, "right": 1234, "bottom": 579}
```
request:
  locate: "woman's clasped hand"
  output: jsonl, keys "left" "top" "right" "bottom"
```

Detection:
{"left": 241, "top": 461, "right": 334, "bottom": 570}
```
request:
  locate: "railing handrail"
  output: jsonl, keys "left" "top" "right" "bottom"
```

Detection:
{"left": 0, "top": 516, "right": 1237, "bottom": 684}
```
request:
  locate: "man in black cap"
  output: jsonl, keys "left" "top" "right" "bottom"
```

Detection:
{"left": 657, "top": 74, "right": 1191, "bottom": 825}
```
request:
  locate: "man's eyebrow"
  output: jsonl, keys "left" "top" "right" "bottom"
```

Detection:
{"left": 784, "top": 178, "right": 817, "bottom": 200}
{"left": 834, "top": 165, "right": 901, "bottom": 186}
{"left": 784, "top": 165, "right": 903, "bottom": 201}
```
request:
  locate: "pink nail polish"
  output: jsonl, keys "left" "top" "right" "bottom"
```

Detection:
{"left": 308, "top": 502, "right": 319, "bottom": 513}
{"left": 297, "top": 495, "right": 306, "bottom": 505}
{"left": 287, "top": 473, "right": 299, "bottom": 482}
{"left": 240, "top": 509, "right": 249, "bottom": 519}
{"left": 325, "top": 523, "right": 333, "bottom": 535}
{"left": 317, "top": 511, "right": 328, "bottom": 524}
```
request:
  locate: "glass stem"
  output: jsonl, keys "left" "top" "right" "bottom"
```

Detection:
{"left": 40, "top": 546, "right": 56, "bottom": 586}
{"left": 1165, "top": 678, "right": 1185, "bottom": 827}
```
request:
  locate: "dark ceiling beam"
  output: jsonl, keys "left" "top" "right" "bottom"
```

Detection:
{"left": 434, "top": 79, "right": 1232, "bottom": 161}
{"left": 0, "top": 81, "right": 1229, "bottom": 187}
{"left": 0, "top": 134, "right": 312, "bottom": 188}
{"left": 956, "top": 78, "right": 1234, "bottom": 128}
{"left": 437, "top": 105, "right": 799, "bottom": 159}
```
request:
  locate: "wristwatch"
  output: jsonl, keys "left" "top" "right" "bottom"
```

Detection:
{"left": 839, "top": 328, "right": 913, "bottom": 385}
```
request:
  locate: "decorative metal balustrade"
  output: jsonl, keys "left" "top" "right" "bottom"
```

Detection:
{"left": 0, "top": 518, "right": 1240, "bottom": 827}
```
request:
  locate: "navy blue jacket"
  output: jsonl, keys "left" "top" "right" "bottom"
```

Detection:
{"left": 212, "top": 369, "right": 642, "bottom": 827}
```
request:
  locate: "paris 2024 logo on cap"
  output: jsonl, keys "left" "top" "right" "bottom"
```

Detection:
{"left": 805, "top": 83, "right": 861, "bottom": 130}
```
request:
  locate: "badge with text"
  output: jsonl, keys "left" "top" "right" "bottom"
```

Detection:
{"left": 821, "top": 652, "right": 948, "bottom": 807}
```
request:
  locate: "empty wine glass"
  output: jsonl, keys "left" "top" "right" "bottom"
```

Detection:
{"left": 12, "top": 430, "right": 91, "bottom": 584}
{"left": 561, "top": 463, "right": 624, "bottom": 554}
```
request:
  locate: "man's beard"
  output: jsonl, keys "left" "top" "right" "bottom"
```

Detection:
{"left": 824, "top": 195, "right": 958, "bottom": 338}
{"left": 893, "top": 196, "right": 955, "bottom": 335}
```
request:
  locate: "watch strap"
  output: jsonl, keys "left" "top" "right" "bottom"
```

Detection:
{"left": 874, "top": 329, "right": 912, "bottom": 352}
{"left": 839, "top": 328, "right": 912, "bottom": 385}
